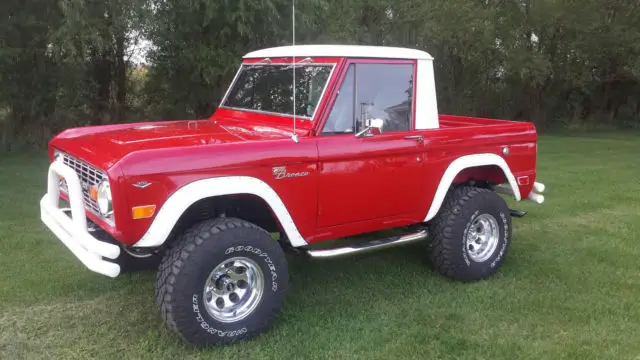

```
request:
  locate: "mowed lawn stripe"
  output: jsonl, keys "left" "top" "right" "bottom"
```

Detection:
{"left": 1, "top": 133, "right": 640, "bottom": 359}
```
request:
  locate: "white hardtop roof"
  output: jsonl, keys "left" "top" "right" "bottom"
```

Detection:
{"left": 243, "top": 44, "right": 434, "bottom": 61}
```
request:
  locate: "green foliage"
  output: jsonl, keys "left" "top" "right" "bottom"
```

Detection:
{"left": 0, "top": 0, "right": 151, "bottom": 150}
{"left": 1, "top": 0, "right": 640, "bottom": 149}
{"left": 144, "top": 0, "right": 325, "bottom": 118}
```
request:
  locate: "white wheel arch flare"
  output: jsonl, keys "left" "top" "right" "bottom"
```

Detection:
{"left": 423, "top": 153, "right": 522, "bottom": 222}
{"left": 132, "top": 176, "right": 309, "bottom": 248}
{"left": 133, "top": 154, "right": 521, "bottom": 249}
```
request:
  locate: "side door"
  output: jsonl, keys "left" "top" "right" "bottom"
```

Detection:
{"left": 315, "top": 60, "right": 426, "bottom": 229}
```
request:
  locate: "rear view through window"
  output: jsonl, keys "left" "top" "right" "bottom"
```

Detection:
{"left": 222, "top": 64, "right": 333, "bottom": 119}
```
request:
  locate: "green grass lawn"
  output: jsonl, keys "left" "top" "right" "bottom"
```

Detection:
{"left": 2, "top": 133, "right": 640, "bottom": 359}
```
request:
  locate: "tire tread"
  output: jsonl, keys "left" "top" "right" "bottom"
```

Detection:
{"left": 427, "top": 185, "right": 509, "bottom": 281}
{"left": 155, "top": 217, "right": 285, "bottom": 346}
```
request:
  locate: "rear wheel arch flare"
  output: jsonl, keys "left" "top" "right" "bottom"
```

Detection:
{"left": 424, "top": 153, "right": 520, "bottom": 222}
{"left": 452, "top": 164, "right": 506, "bottom": 186}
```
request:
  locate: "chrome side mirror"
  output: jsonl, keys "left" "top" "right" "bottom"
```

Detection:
{"left": 355, "top": 118, "right": 384, "bottom": 138}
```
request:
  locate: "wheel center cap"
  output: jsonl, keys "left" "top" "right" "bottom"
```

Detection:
{"left": 216, "top": 276, "right": 234, "bottom": 292}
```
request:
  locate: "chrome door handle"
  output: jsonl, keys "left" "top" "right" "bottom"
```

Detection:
{"left": 404, "top": 135, "right": 423, "bottom": 142}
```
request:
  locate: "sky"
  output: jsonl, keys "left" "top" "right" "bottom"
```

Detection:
{"left": 127, "top": 37, "right": 152, "bottom": 65}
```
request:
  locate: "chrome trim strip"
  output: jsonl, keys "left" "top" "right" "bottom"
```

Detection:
{"left": 217, "top": 106, "right": 313, "bottom": 121}
{"left": 218, "top": 65, "right": 244, "bottom": 109}
{"left": 310, "top": 63, "right": 337, "bottom": 120}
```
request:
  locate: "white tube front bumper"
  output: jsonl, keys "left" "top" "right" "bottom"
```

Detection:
{"left": 39, "top": 160, "right": 121, "bottom": 278}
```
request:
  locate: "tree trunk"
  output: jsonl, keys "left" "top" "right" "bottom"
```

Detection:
{"left": 1, "top": 113, "right": 12, "bottom": 151}
{"left": 114, "top": 30, "right": 127, "bottom": 122}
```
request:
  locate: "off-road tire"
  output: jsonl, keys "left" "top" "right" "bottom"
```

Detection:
{"left": 155, "top": 217, "right": 288, "bottom": 346}
{"left": 427, "top": 186, "right": 512, "bottom": 281}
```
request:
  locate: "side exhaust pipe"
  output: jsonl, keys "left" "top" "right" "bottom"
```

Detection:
{"left": 510, "top": 209, "right": 527, "bottom": 218}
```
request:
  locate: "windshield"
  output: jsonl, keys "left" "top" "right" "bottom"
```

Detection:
{"left": 221, "top": 63, "right": 334, "bottom": 119}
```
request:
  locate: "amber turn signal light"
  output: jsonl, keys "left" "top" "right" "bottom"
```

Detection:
{"left": 89, "top": 186, "right": 98, "bottom": 201}
{"left": 132, "top": 205, "right": 156, "bottom": 219}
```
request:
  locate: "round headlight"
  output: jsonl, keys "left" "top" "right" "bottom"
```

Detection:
{"left": 53, "top": 149, "right": 63, "bottom": 162}
{"left": 97, "top": 181, "right": 113, "bottom": 216}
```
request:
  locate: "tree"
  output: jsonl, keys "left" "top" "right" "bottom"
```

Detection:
{"left": 145, "top": 0, "right": 326, "bottom": 119}
{"left": 2, "top": 0, "right": 640, "bottom": 150}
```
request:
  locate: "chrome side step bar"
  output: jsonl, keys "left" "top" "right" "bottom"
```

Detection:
{"left": 305, "top": 229, "right": 428, "bottom": 259}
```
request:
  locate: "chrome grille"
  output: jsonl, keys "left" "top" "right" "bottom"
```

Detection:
{"left": 59, "top": 152, "right": 108, "bottom": 217}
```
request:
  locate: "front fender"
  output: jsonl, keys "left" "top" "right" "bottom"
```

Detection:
{"left": 132, "top": 176, "right": 308, "bottom": 248}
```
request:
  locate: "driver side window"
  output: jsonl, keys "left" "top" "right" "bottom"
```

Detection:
{"left": 321, "top": 62, "right": 414, "bottom": 135}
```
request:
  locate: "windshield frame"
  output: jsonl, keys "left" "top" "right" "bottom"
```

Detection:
{"left": 218, "top": 62, "right": 337, "bottom": 121}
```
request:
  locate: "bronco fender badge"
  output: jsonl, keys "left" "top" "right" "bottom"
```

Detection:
{"left": 132, "top": 181, "right": 152, "bottom": 189}
{"left": 272, "top": 166, "right": 310, "bottom": 180}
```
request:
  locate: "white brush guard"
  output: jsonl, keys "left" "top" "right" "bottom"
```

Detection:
{"left": 39, "top": 160, "right": 121, "bottom": 277}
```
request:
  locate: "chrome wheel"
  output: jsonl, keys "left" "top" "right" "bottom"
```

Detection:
{"left": 203, "top": 257, "right": 264, "bottom": 323}
{"left": 465, "top": 213, "right": 500, "bottom": 262}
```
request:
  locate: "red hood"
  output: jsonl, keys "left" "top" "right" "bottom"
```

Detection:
{"left": 50, "top": 119, "right": 302, "bottom": 170}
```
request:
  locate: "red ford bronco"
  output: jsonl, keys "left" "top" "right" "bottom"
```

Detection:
{"left": 40, "top": 45, "right": 545, "bottom": 346}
